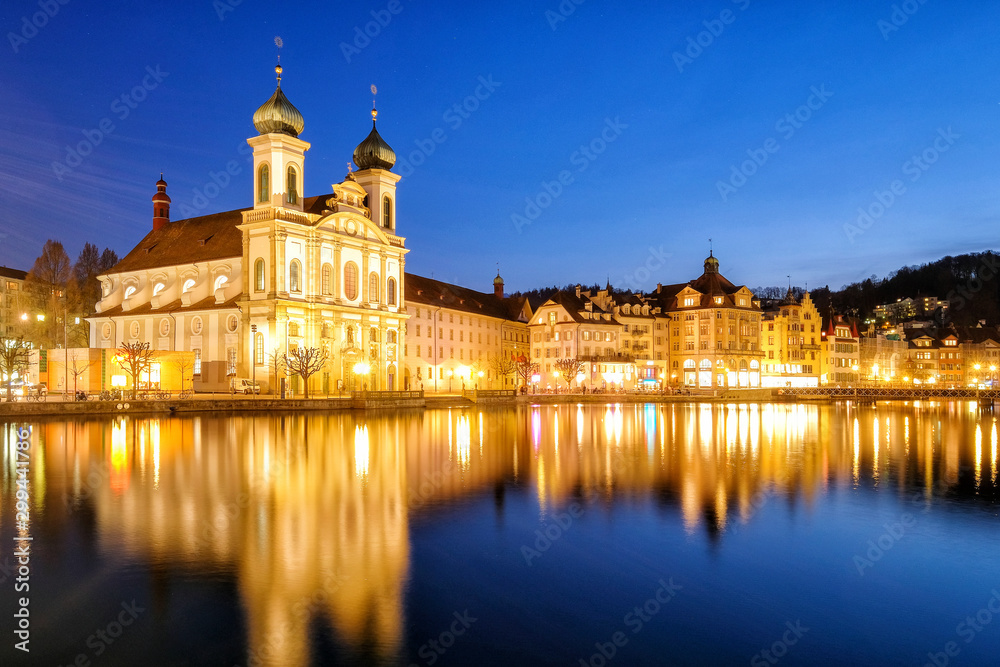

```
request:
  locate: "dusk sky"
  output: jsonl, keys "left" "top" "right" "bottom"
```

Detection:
{"left": 1, "top": 0, "right": 998, "bottom": 295}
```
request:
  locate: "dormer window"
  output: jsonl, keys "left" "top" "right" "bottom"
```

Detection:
{"left": 684, "top": 297, "right": 696, "bottom": 307}
{"left": 183, "top": 279, "right": 195, "bottom": 293}
{"left": 214, "top": 275, "right": 228, "bottom": 292}
{"left": 152, "top": 283, "right": 165, "bottom": 296}
{"left": 124, "top": 286, "right": 136, "bottom": 300}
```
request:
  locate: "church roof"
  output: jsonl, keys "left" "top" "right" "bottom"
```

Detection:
{"left": 406, "top": 273, "right": 529, "bottom": 322}
{"left": 108, "top": 195, "right": 331, "bottom": 275}
{"left": 95, "top": 294, "right": 242, "bottom": 318}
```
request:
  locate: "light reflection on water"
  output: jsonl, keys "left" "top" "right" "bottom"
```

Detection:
{"left": 1, "top": 401, "right": 999, "bottom": 666}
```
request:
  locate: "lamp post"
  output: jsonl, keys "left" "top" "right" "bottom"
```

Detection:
{"left": 250, "top": 324, "right": 257, "bottom": 398}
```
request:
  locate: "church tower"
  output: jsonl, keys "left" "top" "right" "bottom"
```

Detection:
{"left": 247, "top": 62, "right": 310, "bottom": 212}
{"left": 352, "top": 102, "right": 401, "bottom": 232}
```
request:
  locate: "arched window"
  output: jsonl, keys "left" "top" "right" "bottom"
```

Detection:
{"left": 124, "top": 286, "right": 136, "bottom": 300}
{"left": 258, "top": 164, "right": 269, "bottom": 204}
{"left": 344, "top": 262, "right": 359, "bottom": 300}
{"left": 386, "top": 277, "right": 397, "bottom": 305}
{"left": 369, "top": 272, "right": 379, "bottom": 302}
{"left": 370, "top": 327, "right": 379, "bottom": 342}
{"left": 182, "top": 278, "right": 195, "bottom": 293}
{"left": 287, "top": 166, "right": 298, "bottom": 205}
{"left": 382, "top": 195, "right": 392, "bottom": 229}
{"left": 152, "top": 282, "right": 165, "bottom": 296}
{"left": 321, "top": 263, "right": 332, "bottom": 295}
{"left": 254, "top": 332, "right": 264, "bottom": 365}
{"left": 214, "top": 275, "right": 228, "bottom": 292}
{"left": 254, "top": 259, "right": 265, "bottom": 292}
{"left": 387, "top": 330, "right": 397, "bottom": 344}
{"left": 289, "top": 260, "right": 301, "bottom": 293}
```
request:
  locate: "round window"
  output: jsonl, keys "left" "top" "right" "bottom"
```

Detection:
{"left": 227, "top": 314, "right": 239, "bottom": 333}
{"left": 159, "top": 318, "right": 170, "bottom": 337}
{"left": 192, "top": 317, "right": 203, "bottom": 335}
{"left": 130, "top": 321, "right": 140, "bottom": 338}
{"left": 102, "top": 323, "right": 111, "bottom": 340}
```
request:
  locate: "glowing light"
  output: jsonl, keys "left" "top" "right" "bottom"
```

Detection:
{"left": 456, "top": 415, "right": 471, "bottom": 467}
{"left": 354, "top": 425, "right": 370, "bottom": 478}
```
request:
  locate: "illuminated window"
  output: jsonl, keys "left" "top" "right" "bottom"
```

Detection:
{"left": 287, "top": 166, "right": 298, "bottom": 205}
{"left": 382, "top": 195, "right": 392, "bottom": 229}
{"left": 387, "top": 277, "right": 397, "bottom": 305}
{"left": 152, "top": 282, "right": 165, "bottom": 296}
{"left": 258, "top": 164, "right": 269, "bottom": 203}
{"left": 321, "top": 264, "right": 332, "bottom": 295}
{"left": 369, "top": 272, "right": 379, "bottom": 302}
{"left": 214, "top": 275, "right": 228, "bottom": 291}
{"left": 124, "top": 286, "right": 136, "bottom": 300}
{"left": 254, "top": 259, "right": 265, "bottom": 291}
{"left": 194, "top": 349, "right": 202, "bottom": 374}
{"left": 289, "top": 260, "right": 301, "bottom": 293}
{"left": 344, "top": 262, "right": 358, "bottom": 300}
{"left": 254, "top": 332, "right": 264, "bottom": 365}
{"left": 183, "top": 279, "right": 195, "bottom": 293}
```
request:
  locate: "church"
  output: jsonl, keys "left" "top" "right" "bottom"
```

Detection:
{"left": 89, "top": 63, "right": 407, "bottom": 393}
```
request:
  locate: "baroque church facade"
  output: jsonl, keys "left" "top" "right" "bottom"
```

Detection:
{"left": 89, "top": 63, "right": 407, "bottom": 393}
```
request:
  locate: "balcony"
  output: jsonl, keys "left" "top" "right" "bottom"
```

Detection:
{"left": 580, "top": 353, "right": 635, "bottom": 363}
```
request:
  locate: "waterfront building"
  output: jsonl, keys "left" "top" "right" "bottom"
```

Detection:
{"left": 821, "top": 316, "right": 860, "bottom": 385}
{"left": 403, "top": 272, "right": 531, "bottom": 392}
{"left": 87, "top": 64, "right": 407, "bottom": 394}
{"left": 759, "top": 290, "right": 822, "bottom": 387}
{"left": 0, "top": 266, "right": 27, "bottom": 337}
{"left": 650, "top": 253, "right": 763, "bottom": 389}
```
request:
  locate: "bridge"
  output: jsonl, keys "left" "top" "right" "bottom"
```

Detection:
{"left": 786, "top": 386, "right": 1000, "bottom": 401}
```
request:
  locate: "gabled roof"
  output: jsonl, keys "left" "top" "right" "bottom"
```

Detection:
{"left": 406, "top": 273, "right": 530, "bottom": 323}
{"left": 108, "top": 194, "right": 333, "bottom": 275}
{"left": 535, "top": 290, "right": 620, "bottom": 325}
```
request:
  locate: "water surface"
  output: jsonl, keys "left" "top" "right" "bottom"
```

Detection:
{"left": 2, "top": 402, "right": 999, "bottom": 666}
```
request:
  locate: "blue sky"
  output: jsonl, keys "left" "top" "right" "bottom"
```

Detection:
{"left": 1, "top": 0, "right": 998, "bottom": 294}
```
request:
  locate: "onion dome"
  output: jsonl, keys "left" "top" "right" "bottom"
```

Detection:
{"left": 353, "top": 108, "right": 396, "bottom": 170}
{"left": 152, "top": 174, "right": 170, "bottom": 204}
{"left": 493, "top": 273, "right": 504, "bottom": 286}
{"left": 253, "top": 65, "right": 304, "bottom": 137}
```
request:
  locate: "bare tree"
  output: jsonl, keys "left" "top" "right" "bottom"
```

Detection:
{"left": 0, "top": 336, "right": 32, "bottom": 402}
{"left": 267, "top": 348, "right": 286, "bottom": 395}
{"left": 283, "top": 346, "right": 329, "bottom": 399}
{"left": 116, "top": 341, "right": 154, "bottom": 399}
{"left": 515, "top": 356, "right": 539, "bottom": 391}
{"left": 25, "top": 239, "right": 72, "bottom": 347}
{"left": 554, "top": 358, "right": 585, "bottom": 391}
{"left": 68, "top": 353, "right": 97, "bottom": 397}
{"left": 488, "top": 353, "right": 517, "bottom": 388}
{"left": 173, "top": 355, "right": 194, "bottom": 394}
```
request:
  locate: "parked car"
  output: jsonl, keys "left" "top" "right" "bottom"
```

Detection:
{"left": 234, "top": 379, "right": 260, "bottom": 395}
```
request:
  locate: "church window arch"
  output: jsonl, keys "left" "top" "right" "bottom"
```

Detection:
{"left": 254, "top": 259, "right": 265, "bottom": 292}
{"left": 344, "top": 262, "right": 359, "bottom": 300}
{"left": 258, "top": 164, "right": 270, "bottom": 203}
{"left": 287, "top": 165, "right": 298, "bottom": 205}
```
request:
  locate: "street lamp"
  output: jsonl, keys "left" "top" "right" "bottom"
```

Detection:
{"left": 353, "top": 362, "right": 370, "bottom": 391}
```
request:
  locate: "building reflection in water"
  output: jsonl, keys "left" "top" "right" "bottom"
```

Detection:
{"left": 3, "top": 400, "right": 997, "bottom": 665}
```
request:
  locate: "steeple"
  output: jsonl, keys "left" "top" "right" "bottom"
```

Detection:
{"left": 353, "top": 100, "right": 396, "bottom": 170}
{"left": 247, "top": 51, "right": 310, "bottom": 211}
{"left": 703, "top": 250, "right": 719, "bottom": 274}
{"left": 493, "top": 267, "right": 504, "bottom": 298}
{"left": 352, "top": 86, "right": 401, "bottom": 231}
{"left": 152, "top": 174, "right": 170, "bottom": 231}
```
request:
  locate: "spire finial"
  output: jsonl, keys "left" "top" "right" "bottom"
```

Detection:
{"left": 709, "top": 238, "right": 713, "bottom": 256}
{"left": 346, "top": 161, "right": 353, "bottom": 174}
{"left": 274, "top": 36, "right": 284, "bottom": 84}
{"left": 370, "top": 84, "right": 378, "bottom": 125}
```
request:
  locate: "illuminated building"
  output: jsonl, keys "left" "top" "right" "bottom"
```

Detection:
{"left": 404, "top": 272, "right": 531, "bottom": 391}
{"left": 87, "top": 64, "right": 407, "bottom": 393}
{"left": 760, "top": 289, "right": 822, "bottom": 388}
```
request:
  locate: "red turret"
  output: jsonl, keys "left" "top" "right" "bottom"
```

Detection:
{"left": 152, "top": 174, "right": 170, "bottom": 231}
